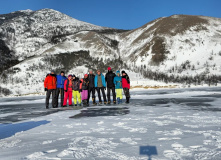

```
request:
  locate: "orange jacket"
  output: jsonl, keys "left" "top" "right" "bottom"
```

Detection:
{"left": 44, "top": 74, "right": 57, "bottom": 90}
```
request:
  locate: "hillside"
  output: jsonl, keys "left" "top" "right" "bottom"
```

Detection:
{"left": 0, "top": 9, "right": 221, "bottom": 96}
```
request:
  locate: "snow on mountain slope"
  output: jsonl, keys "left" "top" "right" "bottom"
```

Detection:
{"left": 0, "top": 9, "right": 221, "bottom": 96}
{"left": 0, "top": 9, "right": 110, "bottom": 68}
{"left": 118, "top": 15, "right": 221, "bottom": 76}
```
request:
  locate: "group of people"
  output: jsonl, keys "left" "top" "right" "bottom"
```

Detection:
{"left": 44, "top": 67, "right": 130, "bottom": 109}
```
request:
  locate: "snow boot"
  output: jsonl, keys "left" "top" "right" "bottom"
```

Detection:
{"left": 113, "top": 101, "right": 116, "bottom": 104}
{"left": 120, "top": 99, "right": 123, "bottom": 104}
{"left": 104, "top": 101, "right": 107, "bottom": 105}
{"left": 99, "top": 101, "right": 102, "bottom": 105}
{"left": 92, "top": 98, "right": 97, "bottom": 105}
{"left": 78, "top": 103, "right": 81, "bottom": 106}
{"left": 75, "top": 104, "right": 77, "bottom": 106}
{"left": 108, "top": 101, "right": 111, "bottom": 104}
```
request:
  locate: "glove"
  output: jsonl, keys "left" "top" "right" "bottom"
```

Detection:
{"left": 104, "top": 87, "right": 106, "bottom": 90}
{"left": 64, "top": 90, "right": 67, "bottom": 92}
{"left": 45, "top": 88, "right": 48, "bottom": 91}
{"left": 79, "top": 89, "right": 82, "bottom": 92}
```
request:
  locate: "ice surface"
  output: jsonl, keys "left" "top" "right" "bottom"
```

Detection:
{"left": 0, "top": 87, "right": 221, "bottom": 159}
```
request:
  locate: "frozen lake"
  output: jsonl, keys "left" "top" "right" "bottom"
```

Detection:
{"left": 0, "top": 87, "right": 221, "bottom": 160}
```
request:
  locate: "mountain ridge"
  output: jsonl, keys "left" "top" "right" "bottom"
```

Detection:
{"left": 0, "top": 9, "right": 221, "bottom": 96}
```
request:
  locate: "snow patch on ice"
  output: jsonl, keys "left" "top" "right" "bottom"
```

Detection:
{"left": 120, "top": 138, "right": 137, "bottom": 145}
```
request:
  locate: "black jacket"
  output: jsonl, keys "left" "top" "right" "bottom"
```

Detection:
{"left": 88, "top": 74, "right": 95, "bottom": 88}
{"left": 72, "top": 78, "right": 81, "bottom": 91}
{"left": 105, "top": 71, "right": 116, "bottom": 88}
{"left": 81, "top": 78, "right": 89, "bottom": 90}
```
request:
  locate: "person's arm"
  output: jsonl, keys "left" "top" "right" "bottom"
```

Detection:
{"left": 113, "top": 77, "right": 116, "bottom": 85}
{"left": 94, "top": 76, "right": 97, "bottom": 87}
{"left": 79, "top": 79, "right": 83, "bottom": 89}
{"left": 105, "top": 73, "right": 107, "bottom": 82}
{"left": 126, "top": 75, "right": 130, "bottom": 84}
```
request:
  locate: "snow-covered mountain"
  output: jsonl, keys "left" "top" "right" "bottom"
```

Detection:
{"left": 0, "top": 9, "right": 221, "bottom": 96}
{"left": 119, "top": 15, "right": 221, "bottom": 74}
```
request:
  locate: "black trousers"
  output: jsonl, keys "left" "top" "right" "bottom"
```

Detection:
{"left": 96, "top": 87, "right": 107, "bottom": 102}
{"left": 107, "top": 87, "right": 116, "bottom": 102}
{"left": 123, "top": 88, "right": 130, "bottom": 98}
{"left": 55, "top": 88, "right": 64, "bottom": 107}
{"left": 46, "top": 89, "right": 56, "bottom": 108}
{"left": 88, "top": 87, "right": 96, "bottom": 103}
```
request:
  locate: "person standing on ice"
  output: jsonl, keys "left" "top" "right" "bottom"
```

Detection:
{"left": 114, "top": 70, "right": 123, "bottom": 104}
{"left": 121, "top": 70, "right": 130, "bottom": 103}
{"left": 63, "top": 75, "right": 73, "bottom": 107}
{"left": 80, "top": 74, "right": 89, "bottom": 107}
{"left": 72, "top": 75, "right": 82, "bottom": 106}
{"left": 87, "top": 69, "right": 97, "bottom": 105}
{"left": 55, "top": 71, "right": 67, "bottom": 107}
{"left": 105, "top": 67, "right": 116, "bottom": 104}
{"left": 44, "top": 71, "right": 57, "bottom": 109}
{"left": 94, "top": 70, "right": 107, "bottom": 105}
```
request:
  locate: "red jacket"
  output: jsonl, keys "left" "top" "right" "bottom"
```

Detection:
{"left": 44, "top": 74, "right": 57, "bottom": 90}
{"left": 64, "top": 79, "right": 73, "bottom": 92}
{"left": 122, "top": 75, "right": 130, "bottom": 89}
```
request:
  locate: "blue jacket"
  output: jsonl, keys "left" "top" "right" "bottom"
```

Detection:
{"left": 94, "top": 74, "right": 106, "bottom": 88}
{"left": 114, "top": 75, "right": 122, "bottom": 89}
{"left": 56, "top": 75, "right": 67, "bottom": 88}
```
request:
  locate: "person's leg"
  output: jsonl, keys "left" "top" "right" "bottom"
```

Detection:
{"left": 63, "top": 91, "right": 68, "bottom": 106}
{"left": 92, "top": 87, "right": 96, "bottom": 104}
{"left": 82, "top": 90, "right": 87, "bottom": 105}
{"left": 45, "top": 89, "right": 52, "bottom": 109}
{"left": 107, "top": 87, "right": 111, "bottom": 102}
{"left": 87, "top": 87, "right": 91, "bottom": 103}
{"left": 124, "top": 88, "right": 130, "bottom": 103}
{"left": 52, "top": 89, "right": 57, "bottom": 108}
{"left": 73, "top": 91, "right": 77, "bottom": 105}
{"left": 119, "top": 89, "right": 123, "bottom": 103}
{"left": 55, "top": 88, "right": 60, "bottom": 107}
{"left": 123, "top": 88, "right": 126, "bottom": 96}
{"left": 119, "top": 89, "right": 123, "bottom": 99}
{"left": 85, "top": 90, "right": 88, "bottom": 100}
{"left": 112, "top": 87, "right": 116, "bottom": 103}
{"left": 101, "top": 87, "right": 107, "bottom": 103}
{"left": 116, "top": 89, "right": 120, "bottom": 104}
{"left": 81, "top": 90, "right": 85, "bottom": 101}
{"left": 68, "top": 91, "right": 73, "bottom": 105}
{"left": 77, "top": 91, "right": 81, "bottom": 104}
{"left": 97, "top": 88, "right": 102, "bottom": 102}
{"left": 60, "top": 88, "right": 64, "bottom": 107}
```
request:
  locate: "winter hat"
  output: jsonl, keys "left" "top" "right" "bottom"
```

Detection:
{"left": 72, "top": 74, "right": 76, "bottom": 78}
{"left": 51, "top": 70, "right": 55, "bottom": 74}
{"left": 89, "top": 69, "right": 93, "bottom": 72}
{"left": 60, "top": 71, "right": 65, "bottom": 74}
{"left": 116, "top": 70, "right": 120, "bottom": 74}
{"left": 107, "top": 67, "right": 111, "bottom": 71}
{"left": 68, "top": 74, "right": 72, "bottom": 78}
{"left": 121, "top": 70, "right": 126, "bottom": 74}
{"left": 84, "top": 74, "right": 88, "bottom": 77}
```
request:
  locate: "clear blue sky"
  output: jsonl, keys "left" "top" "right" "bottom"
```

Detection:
{"left": 0, "top": 0, "right": 220, "bottom": 29}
